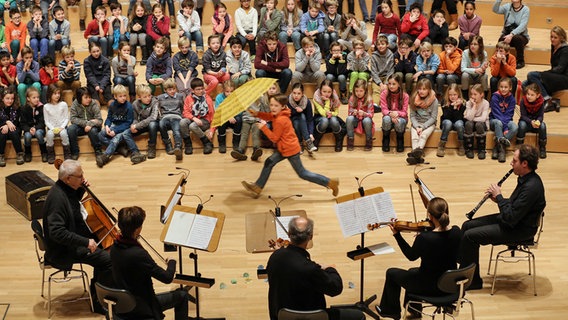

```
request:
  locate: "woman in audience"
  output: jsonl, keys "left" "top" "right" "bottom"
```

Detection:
{"left": 492, "top": 0, "right": 530, "bottom": 69}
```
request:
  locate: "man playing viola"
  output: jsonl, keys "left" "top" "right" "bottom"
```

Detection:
{"left": 42, "top": 159, "right": 113, "bottom": 314}
{"left": 460, "top": 144, "right": 546, "bottom": 289}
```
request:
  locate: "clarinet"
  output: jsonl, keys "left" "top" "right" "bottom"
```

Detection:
{"left": 465, "top": 169, "right": 514, "bottom": 220}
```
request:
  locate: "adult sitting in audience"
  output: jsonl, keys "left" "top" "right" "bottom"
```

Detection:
{"left": 524, "top": 25, "right": 568, "bottom": 113}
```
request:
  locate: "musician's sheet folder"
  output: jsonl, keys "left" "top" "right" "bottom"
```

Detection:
{"left": 164, "top": 210, "right": 217, "bottom": 250}
{"left": 335, "top": 192, "right": 396, "bottom": 237}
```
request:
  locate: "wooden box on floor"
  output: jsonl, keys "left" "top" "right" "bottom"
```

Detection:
{"left": 5, "top": 170, "right": 54, "bottom": 221}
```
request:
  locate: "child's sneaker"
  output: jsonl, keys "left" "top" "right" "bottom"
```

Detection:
{"left": 251, "top": 147, "right": 263, "bottom": 161}
{"left": 306, "top": 139, "right": 317, "bottom": 152}
{"left": 0, "top": 154, "right": 6, "bottom": 167}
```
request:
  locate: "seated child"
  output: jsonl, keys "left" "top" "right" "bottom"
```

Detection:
{"left": 254, "top": 30, "right": 292, "bottom": 94}
{"left": 489, "top": 77, "right": 517, "bottom": 163}
{"left": 278, "top": 0, "right": 301, "bottom": 51}
{"left": 299, "top": 1, "right": 325, "bottom": 54}
{"left": 146, "top": 36, "right": 172, "bottom": 95}
{"left": 288, "top": 83, "right": 316, "bottom": 154}
{"left": 489, "top": 41, "right": 517, "bottom": 96}
{"left": 202, "top": 34, "right": 230, "bottom": 96}
{"left": 435, "top": 36, "right": 462, "bottom": 95}
{"left": 57, "top": 45, "right": 82, "bottom": 96}
{"left": 20, "top": 87, "right": 47, "bottom": 162}
{"left": 346, "top": 79, "right": 374, "bottom": 151}
{"left": 177, "top": 0, "right": 204, "bottom": 53}
{"left": 43, "top": 84, "right": 70, "bottom": 163}
{"left": 413, "top": 41, "right": 439, "bottom": 88}
{"left": 0, "top": 86, "right": 24, "bottom": 166}
{"left": 123, "top": 84, "right": 160, "bottom": 159}
{"left": 407, "top": 78, "right": 438, "bottom": 165}
{"left": 517, "top": 83, "right": 547, "bottom": 158}
{"left": 226, "top": 37, "right": 252, "bottom": 87}
{"left": 39, "top": 56, "right": 58, "bottom": 104}
{"left": 84, "top": 42, "right": 113, "bottom": 105}
{"left": 108, "top": 3, "right": 129, "bottom": 55}
{"left": 312, "top": 79, "right": 345, "bottom": 152}
{"left": 211, "top": 3, "right": 234, "bottom": 48}
{"left": 437, "top": 83, "right": 465, "bottom": 157}
{"left": 172, "top": 36, "right": 199, "bottom": 95}
{"left": 180, "top": 78, "right": 215, "bottom": 155}
{"left": 291, "top": 36, "right": 325, "bottom": 87}
{"left": 380, "top": 73, "right": 409, "bottom": 152}
{"left": 111, "top": 41, "right": 138, "bottom": 99}
{"left": 347, "top": 39, "right": 370, "bottom": 93}
{"left": 427, "top": 9, "right": 448, "bottom": 45}
{"left": 325, "top": 41, "right": 348, "bottom": 104}
{"left": 84, "top": 6, "right": 110, "bottom": 57}
{"left": 0, "top": 51, "right": 16, "bottom": 88}
{"left": 6, "top": 8, "right": 27, "bottom": 61}
{"left": 322, "top": 0, "right": 340, "bottom": 54}
{"left": 27, "top": 6, "right": 49, "bottom": 60}
{"left": 211, "top": 80, "right": 242, "bottom": 153}
{"left": 157, "top": 78, "right": 184, "bottom": 160}
{"left": 393, "top": 36, "right": 417, "bottom": 95}
{"left": 370, "top": 35, "right": 394, "bottom": 106}
{"left": 48, "top": 5, "right": 71, "bottom": 57}
{"left": 68, "top": 87, "right": 103, "bottom": 159}
{"left": 234, "top": 0, "right": 258, "bottom": 55}
{"left": 463, "top": 84, "right": 489, "bottom": 159}
{"left": 257, "top": 0, "right": 283, "bottom": 41}
{"left": 16, "top": 46, "right": 41, "bottom": 106}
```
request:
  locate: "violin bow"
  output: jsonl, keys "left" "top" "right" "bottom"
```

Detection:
{"left": 269, "top": 210, "right": 289, "bottom": 235}
{"left": 95, "top": 222, "right": 118, "bottom": 247}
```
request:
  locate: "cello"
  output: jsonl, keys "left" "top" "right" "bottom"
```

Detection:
{"left": 53, "top": 159, "right": 120, "bottom": 250}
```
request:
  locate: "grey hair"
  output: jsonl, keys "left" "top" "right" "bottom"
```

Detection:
{"left": 288, "top": 216, "right": 314, "bottom": 245}
{"left": 58, "top": 160, "right": 82, "bottom": 180}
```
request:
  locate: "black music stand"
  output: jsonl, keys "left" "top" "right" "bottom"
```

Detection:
{"left": 331, "top": 186, "right": 392, "bottom": 320}
{"left": 161, "top": 204, "right": 225, "bottom": 320}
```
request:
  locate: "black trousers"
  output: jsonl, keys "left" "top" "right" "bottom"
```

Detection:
{"left": 460, "top": 213, "right": 536, "bottom": 283}
{"left": 156, "top": 289, "right": 190, "bottom": 320}
{"left": 75, "top": 247, "right": 114, "bottom": 286}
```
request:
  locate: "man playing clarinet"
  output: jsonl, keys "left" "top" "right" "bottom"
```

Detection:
{"left": 42, "top": 159, "right": 113, "bottom": 314}
{"left": 460, "top": 144, "right": 546, "bottom": 289}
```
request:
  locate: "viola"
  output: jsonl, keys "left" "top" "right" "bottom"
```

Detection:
{"left": 53, "top": 159, "right": 120, "bottom": 250}
{"left": 367, "top": 220, "right": 434, "bottom": 233}
{"left": 268, "top": 238, "right": 290, "bottom": 249}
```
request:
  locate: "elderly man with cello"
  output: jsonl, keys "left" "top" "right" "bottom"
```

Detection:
{"left": 42, "top": 159, "right": 113, "bottom": 314}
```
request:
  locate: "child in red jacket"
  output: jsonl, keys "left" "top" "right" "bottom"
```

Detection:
{"left": 241, "top": 94, "right": 339, "bottom": 197}
{"left": 39, "top": 56, "right": 59, "bottom": 104}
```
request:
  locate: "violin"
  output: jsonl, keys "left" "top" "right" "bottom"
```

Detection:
{"left": 53, "top": 159, "right": 120, "bottom": 250}
{"left": 268, "top": 238, "right": 290, "bottom": 249}
{"left": 367, "top": 220, "right": 434, "bottom": 233}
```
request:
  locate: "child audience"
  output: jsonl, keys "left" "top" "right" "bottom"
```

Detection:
{"left": 43, "top": 84, "right": 70, "bottom": 163}
{"left": 380, "top": 74, "right": 408, "bottom": 153}
{"left": 407, "top": 78, "right": 438, "bottom": 165}
{"left": 346, "top": 79, "right": 374, "bottom": 151}
{"left": 180, "top": 78, "right": 215, "bottom": 155}
{"left": 325, "top": 41, "right": 348, "bottom": 104}
{"left": 463, "top": 84, "right": 490, "bottom": 159}
{"left": 0, "top": 86, "right": 24, "bottom": 166}
{"left": 212, "top": 80, "right": 242, "bottom": 153}
{"left": 489, "top": 77, "right": 517, "bottom": 163}
{"left": 517, "top": 83, "right": 547, "bottom": 158}
{"left": 437, "top": 83, "right": 465, "bottom": 157}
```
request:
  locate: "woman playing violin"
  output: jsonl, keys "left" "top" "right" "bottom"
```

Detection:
{"left": 375, "top": 197, "right": 462, "bottom": 320}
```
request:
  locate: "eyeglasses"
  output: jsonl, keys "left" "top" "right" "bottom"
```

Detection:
{"left": 12, "top": 15, "right": 21, "bottom": 20}
{"left": 69, "top": 173, "right": 84, "bottom": 179}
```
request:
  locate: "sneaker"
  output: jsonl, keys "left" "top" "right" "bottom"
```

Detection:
{"left": 306, "top": 140, "right": 317, "bottom": 152}
{"left": 71, "top": 153, "right": 79, "bottom": 160}
{"left": 231, "top": 149, "right": 248, "bottom": 161}
{"left": 174, "top": 147, "right": 183, "bottom": 160}
{"left": 251, "top": 148, "right": 263, "bottom": 161}
{"left": 24, "top": 153, "right": 32, "bottom": 162}
{"left": 498, "top": 137, "right": 511, "bottom": 147}
{"left": 0, "top": 154, "right": 6, "bottom": 167}
{"left": 16, "top": 153, "right": 24, "bottom": 165}
{"left": 241, "top": 181, "right": 262, "bottom": 196}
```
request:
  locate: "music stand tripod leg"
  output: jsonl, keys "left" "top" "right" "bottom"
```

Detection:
{"left": 187, "top": 252, "right": 226, "bottom": 320}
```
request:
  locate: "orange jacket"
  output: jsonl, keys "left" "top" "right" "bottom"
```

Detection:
{"left": 258, "top": 108, "right": 301, "bottom": 157}
{"left": 5, "top": 21, "right": 27, "bottom": 54}
{"left": 438, "top": 48, "right": 463, "bottom": 75}
{"left": 490, "top": 53, "right": 516, "bottom": 78}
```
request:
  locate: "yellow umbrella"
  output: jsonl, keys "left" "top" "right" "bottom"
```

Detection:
{"left": 211, "top": 78, "right": 278, "bottom": 127}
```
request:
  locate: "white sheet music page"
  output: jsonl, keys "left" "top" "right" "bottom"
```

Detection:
{"left": 275, "top": 216, "right": 297, "bottom": 240}
{"left": 354, "top": 196, "right": 380, "bottom": 229}
{"left": 335, "top": 201, "right": 362, "bottom": 238}
{"left": 370, "top": 192, "right": 397, "bottom": 223}
{"left": 164, "top": 210, "right": 195, "bottom": 245}
{"left": 187, "top": 214, "right": 218, "bottom": 250}
{"left": 368, "top": 242, "right": 395, "bottom": 255}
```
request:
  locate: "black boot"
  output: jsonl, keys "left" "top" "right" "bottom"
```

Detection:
{"left": 200, "top": 136, "right": 213, "bottom": 154}
{"left": 462, "top": 89, "right": 469, "bottom": 101}
{"left": 498, "top": 142, "right": 506, "bottom": 163}
{"left": 184, "top": 137, "right": 193, "bottom": 155}
{"left": 464, "top": 134, "right": 474, "bottom": 159}
{"left": 406, "top": 148, "right": 424, "bottom": 165}
{"left": 79, "top": 19, "right": 86, "bottom": 31}
{"left": 491, "top": 138, "right": 499, "bottom": 160}
{"left": 140, "top": 45, "right": 149, "bottom": 65}
{"left": 163, "top": 139, "right": 174, "bottom": 154}
{"left": 313, "top": 131, "right": 323, "bottom": 148}
{"left": 63, "top": 145, "right": 72, "bottom": 160}
{"left": 333, "top": 130, "right": 345, "bottom": 152}
{"left": 218, "top": 134, "right": 227, "bottom": 153}
{"left": 539, "top": 139, "right": 547, "bottom": 159}
{"left": 46, "top": 146, "right": 56, "bottom": 164}
{"left": 39, "top": 143, "right": 48, "bottom": 162}
{"left": 382, "top": 130, "right": 390, "bottom": 152}
{"left": 476, "top": 134, "right": 486, "bottom": 160}
{"left": 346, "top": 137, "right": 354, "bottom": 151}
{"left": 396, "top": 131, "right": 404, "bottom": 152}
{"left": 131, "top": 45, "right": 138, "bottom": 61}
{"left": 516, "top": 137, "right": 524, "bottom": 146}
{"left": 232, "top": 133, "right": 241, "bottom": 151}
{"left": 364, "top": 138, "right": 373, "bottom": 151}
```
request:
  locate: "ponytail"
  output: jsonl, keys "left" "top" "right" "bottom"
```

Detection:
{"left": 427, "top": 197, "right": 450, "bottom": 230}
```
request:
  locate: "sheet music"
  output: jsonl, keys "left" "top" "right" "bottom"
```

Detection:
{"left": 368, "top": 242, "right": 395, "bottom": 255}
{"left": 164, "top": 210, "right": 195, "bottom": 245}
{"left": 335, "top": 201, "right": 363, "bottom": 237}
{"left": 187, "top": 215, "right": 218, "bottom": 250}
{"left": 163, "top": 210, "right": 217, "bottom": 250}
{"left": 162, "top": 185, "right": 183, "bottom": 223}
{"left": 275, "top": 216, "right": 297, "bottom": 240}
{"left": 335, "top": 192, "right": 397, "bottom": 238}
{"left": 421, "top": 184, "right": 435, "bottom": 201}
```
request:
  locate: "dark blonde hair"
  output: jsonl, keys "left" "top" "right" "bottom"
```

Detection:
{"left": 551, "top": 25, "right": 567, "bottom": 44}
{"left": 443, "top": 83, "right": 462, "bottom": 107}
{"left": 410, "top": 78, "right": 433, "bottom": 109}
{"left": 468, "top": 35, "right": 485, "bottom": 63}
{"left": 427, "top": 197, "right": 450, "bottom": 229}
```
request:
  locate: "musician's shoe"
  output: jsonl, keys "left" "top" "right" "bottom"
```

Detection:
{"left": 251, "top": 147, "right": 263, "bottom": 161}
{"left": 467, "top": 279, "right": 483, "bottom": 291}
{"left": 374, "top": 305, "right": 401, "bottom": 320}
{"left": 242, "top": 181, "right": 262, "bottom": 197}
{"left": 405, "top": 310, "right": 422, "bottom": 319}
{"left": 327, "top": 178, "right": 340, "bottom": 197}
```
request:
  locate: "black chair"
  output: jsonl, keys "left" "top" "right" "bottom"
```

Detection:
{"left": 31, "top": 219, "right": 92, "bottom": 318}
{"left": 487, "top": 212, "right": 544, "bottom": 296}
{"left": 278, "top": 308, "right": 329, "bottom": 320}
{"left": 95, "top": 282, "right": 137, "bottom": 320}
{"left": 403, "top": 263, "right": 476, "bottom": 320}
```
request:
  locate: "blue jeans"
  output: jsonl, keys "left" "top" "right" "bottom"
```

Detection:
{"left": 440, "top": 119, "right": 464, "bottom": 141}
{"left": 123, "top": 120, "right": 159, "bottom": 147}
{"left": 255, "top": 69, "right": 292, "bottom": 94}
{"left": 359, "top": 0, "right": 378, "bottom": 20}
{"left": 292, "top": 113, "right": 310, "bottom": 142}
{"left": 159, "top": 116, "right": 182, "bottom": 147}
{"left": 490, "top": 119, "right": 518, "bottom": 141}
{"left": 278, "top": 31, "right": 302, "bottom": 51}
{"left": 326, "top": 74, "right": 347, "bottom": 93}
{"left": 255, "top": 151, "right": 329, "bottom": 188}
{"left": 346, "top": 116, "right": 373, "bottom": 139}
{"left": 114, "top": 76, "right": 136, "bottom": 96}
{"left": 88, "top": 36, "right": 108, "bottom": 57}
{"left": 183, "top": 31, "right": 204, "bottom": 51}
{"left": 382, "top": 116, "right": 407, "bottom": 133}
{"left": 30, "top": 38, "right": 49, "bottom": 60}
{"left": 517, "top": 120, "right": 546, "bottom": 140}
{"left": 160, "top": 0, "right": 175, "bottom": 16}
{"left": 315, "top": 116, "right": 341, "bottom": 134}
{"left": 24, "top": 129, "right": 46, "bottom": 146}
{"left": 67, "top": 124, "right": 102, "bottom": 154}
{"left": 48, "top": 38, "right": 70, "bottom": 57}
{"left": 524, "top": 71, "right": 550, "bottom": 99}
{"left": 98, "top": 130, "right": 127, "bottom": 156}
